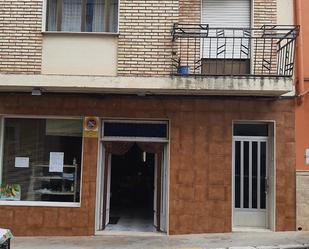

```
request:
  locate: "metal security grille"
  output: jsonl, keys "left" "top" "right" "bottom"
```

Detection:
{"left": 234, "top": 139, "right": 268, "bottom": 210}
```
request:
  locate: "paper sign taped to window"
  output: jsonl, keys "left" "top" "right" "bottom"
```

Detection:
{"left": 15, "top": 157, "right": 29, "bottom": 168}
{"left": 49, "top": 152, "right": 64, "bottom": 172}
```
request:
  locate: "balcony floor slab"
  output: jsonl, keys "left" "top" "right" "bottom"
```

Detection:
{"left": 0, "top": 74, "right": 294, "bottom": 97}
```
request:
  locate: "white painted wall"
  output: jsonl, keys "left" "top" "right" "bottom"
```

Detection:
{"left": 42, "top": 34, "right": 118, "bottom": 76}
{"left": 277, "top": 0, "right": 294, "bottom": 25}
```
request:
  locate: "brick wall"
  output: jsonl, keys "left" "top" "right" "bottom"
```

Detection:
{"left": 253, "top": 0, "right": 277, "bottom": 75}
{"left": 254, "top": 0, "right": 277, "bottom": 27}
{"left": 0, "top": 94, "right": 296, "bottom": 235}
{"left": 0, "top": 0, "right": 43, "bottom": 74}
{"left": 117, "top": 0, "right": 202, "bottom": 77}
{"left": 117, "top": 0, "right": 178, "bottom": 77}
{"left": 0, "top": 0, "right": 278, "bottom": 77}
{"left": 179, "top": 0, "right": 200, "bottom": 23}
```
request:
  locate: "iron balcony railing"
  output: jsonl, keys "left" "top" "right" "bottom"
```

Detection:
{"left": 172, "top": 24, "right": 299, "bottom": 77}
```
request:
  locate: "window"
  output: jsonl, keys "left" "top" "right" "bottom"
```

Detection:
{"left": 102, "top": 120, "right": 169, "bottom": 141}
{"left": 46, "top": 0, "right": 119, "bottom": 32}
{"left": 0, "top": 118, "right": 83, "bottom": 203}
{"left": 201, "top": 0, "right": 251, "bottom": 75}
{"left": 233, "top": 123, "right": 269, "bottom": 137}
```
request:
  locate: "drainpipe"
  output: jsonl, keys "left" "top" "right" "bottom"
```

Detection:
{"left": 294, "top": 0, "right": 305, "bottom": 104}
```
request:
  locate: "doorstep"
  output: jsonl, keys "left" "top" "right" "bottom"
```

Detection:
{"left": 95, "top": 230, "right": 166, "bottom": 237}
{"left": 232, "top": 227, "right": 273, "bottom": 233}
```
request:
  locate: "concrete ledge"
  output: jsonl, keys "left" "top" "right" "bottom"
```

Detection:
{"left": 296, "top": 171, "right": 309, "bottom": 176}
{"left": 0, "top": 74, "right": 294, "bottom": 96}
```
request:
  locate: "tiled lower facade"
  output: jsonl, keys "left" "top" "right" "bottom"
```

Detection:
{"left": 0, "top": 94, "right": 296, "bottom": 235}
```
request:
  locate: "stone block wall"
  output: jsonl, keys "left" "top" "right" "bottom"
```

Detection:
{"left": 296, "top": 171, "right": 309, "bottom": 231}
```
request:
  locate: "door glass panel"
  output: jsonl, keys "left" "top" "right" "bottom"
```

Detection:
{"left": 243, "top": 141, "right": 249, "bottom": 208}
{"left": 252, "top": 142, "right": 258, "bottom": 209}
{"left": 233, "top": 124, "right": 268, "bottom": 137}
{"left": 235, "top": 141, "right": 241, "bottom": 208}
{"left": 260, "top": 142, "right": 266, "bottom": 209}
{"left": 103, "top": 121, "right": 168, "bottom": 139}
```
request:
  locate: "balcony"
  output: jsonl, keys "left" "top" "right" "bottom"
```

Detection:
{"left": 172, "top": 24, "right": 299, "bottom": 78}
{"left": 0, "top": 25, "right": 300, "bottom": 97}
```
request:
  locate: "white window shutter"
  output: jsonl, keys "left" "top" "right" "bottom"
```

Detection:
{"left": 202, "top": 0, "right": 251, "bottom": 28}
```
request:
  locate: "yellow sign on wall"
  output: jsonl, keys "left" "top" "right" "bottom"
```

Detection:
{"left": 83, "top": 117, "right": 100, "bottom": 138}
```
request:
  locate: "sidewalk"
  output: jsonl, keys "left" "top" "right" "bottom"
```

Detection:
{"left": 11, "top": 231, "right": 309, "bottom": 249}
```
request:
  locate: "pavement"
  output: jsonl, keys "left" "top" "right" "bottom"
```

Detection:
{"left": 10, "top": 231, "right": 309, "bottom": 249}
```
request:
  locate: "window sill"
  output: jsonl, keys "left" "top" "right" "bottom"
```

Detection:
{"left": 0, "top": 200, "right": 81, "bottom": 208}
{"left": 42, "top": 31, "right": 119, "bottom": 36}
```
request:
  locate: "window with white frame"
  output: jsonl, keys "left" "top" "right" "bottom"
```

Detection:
{"left": 0, "top": 118, "right": 83, "bottom": 203}
{"left": 46, "top": 0, "right": 119, "bottom": 32}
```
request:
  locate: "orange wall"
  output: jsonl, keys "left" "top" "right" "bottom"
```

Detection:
{"left": 296, "top": 81, "right": 309, "bottom": 171}
{"left": 296, "top": 0, "right": 309, "bottom": 171}
{"left": 301, "top": 2, "right": 309, "bottom": 79}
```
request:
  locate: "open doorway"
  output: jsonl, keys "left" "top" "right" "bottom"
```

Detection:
{"left": 106, "top": 144, "right": 155, "bottom": 232}
{"left": 97, "top": 119, "right": 169, "bottom": 234}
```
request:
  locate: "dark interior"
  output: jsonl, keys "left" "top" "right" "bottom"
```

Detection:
{"left": 109, "top": 143, "right": 155, "bottom": 223}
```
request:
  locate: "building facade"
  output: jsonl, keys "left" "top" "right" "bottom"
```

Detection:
{"left": 0, "top": 0, "right": 300, "bottom": 236}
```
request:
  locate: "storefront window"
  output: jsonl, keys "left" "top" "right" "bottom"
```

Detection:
{"left": 0, "top": 118, "right": 83, "bottom": 203}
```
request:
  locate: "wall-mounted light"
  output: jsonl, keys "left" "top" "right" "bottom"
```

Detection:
{"left": 142, "top": 151, "right": 147, "bottom": 162}
{"left": 31, "top": 87, "right": 42, "bottom": 96}
{"left": 137, "top": 92, "right": 146, "bottom": 97}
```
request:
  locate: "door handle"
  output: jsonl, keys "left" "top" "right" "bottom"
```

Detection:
{"left": 265, "top": 177, "right": 269, "bottom": 194}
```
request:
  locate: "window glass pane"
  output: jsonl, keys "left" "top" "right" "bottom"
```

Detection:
{"left": 109, "top": 0, "right": 118, "bottom": 32}
{"left": 234, "top": 141, "right": 241, "bottom": 208}
{"left": 86, "top": 0, "right": 95, "bottom": 32}
{"left": 233, "top": 124, "right": 268, "bottom": 137}
{"left": 47, "top": 0, "right": 57, "bottom": 31}
{"left": 46, "top": 0, "right": 118, "bottom": 32}
{"left": 0, "top": 118, "right": 83, "bottom": 203}
{"left": 243, "top": 141, "right": 249, "bottom": 208}
{"left": 92, "top": 0, "right": 104, "bottom": 32}
{"left": 252, "top": 142, "right": 258, "bottom": 209}
{"left": 260, "top": 141, "right": 267, "bottom": 209}
{"left": 91, "top": 0, "right": 118, "bottom": 32}
{"left": 103, "top": 122, "right": 168, "bottom": 139}
{"left": 62, "top": 0, "right": 82, "bottom": 32}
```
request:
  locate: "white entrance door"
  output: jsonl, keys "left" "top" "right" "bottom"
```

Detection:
{"left": 233, "top": 137, "right": 269, "bottom": 228}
